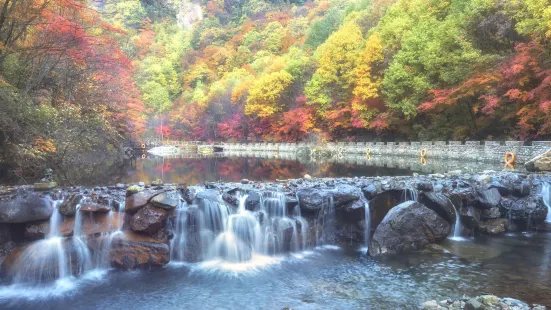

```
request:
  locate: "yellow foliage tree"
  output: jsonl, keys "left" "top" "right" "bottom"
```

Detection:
{"left": 245, "top": 71, "right": 293, "bottom": 117}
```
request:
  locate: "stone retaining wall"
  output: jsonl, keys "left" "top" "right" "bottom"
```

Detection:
{"left": 221, "top": 141, "right": 551, "bottom": 164}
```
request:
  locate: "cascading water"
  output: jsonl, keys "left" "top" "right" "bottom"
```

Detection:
{"left": 543, "top": 182, "right": 551, "bottom": 223}
{"left": 10, "top": 199, "right": 70, "bottom": 284}
{"left": 171, "top": 190, "right": 308, "bottom": 266}
{"left": 402, "top": 186, "right": 418, "bottom": 202}
{"left": 70, "top": 204, "right": 92, "bottom": 275}
{"left": 448, "top": 199, "right": 466, "bottom": 241}
{"left": 364, "top": 201, "right": 371, "bottom": 250}
{"left": 316, "top": 196, "right": 335, "bottom": 246}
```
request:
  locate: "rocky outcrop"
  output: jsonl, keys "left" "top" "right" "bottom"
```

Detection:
{"left": 58, "top": 194, "right": 83, "bottom": 216}
{"left": 525, "top": 148, "right": 551, "bottom": 172}
{"left": 100, "top": 232, "right": 170, "bottom": 269}
{"left": 419, "top": 192, "right": 457, "bottom": 224}
{"left": 79, "top": 203, "right": 111, "bottom": 213}
{"left": 369, "top": 201, "right": 450, "bottom": 257}
{"left": 244, "top": 191, "right": 261, "bottom": 211}
{"left": 125, "top": 189, "right": 165, "bottom": 213}
{"left": 297, "top": 188, "right": 332, "bottom": 213}
{"left": 0, "top": 193, "right": 53, "bottom": 223}
{"left": 150, "top": 190, "right": 180, "bottom": 210}
{"left": 130, "top": 205, "right": 167, "bottom": 236}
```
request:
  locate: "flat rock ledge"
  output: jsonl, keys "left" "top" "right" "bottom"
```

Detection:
{"left": 423, "top": 295, "right": 547, "bottom": 310}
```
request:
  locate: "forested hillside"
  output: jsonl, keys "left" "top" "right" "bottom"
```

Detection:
{"left": 0, "top": 0, "right": 550, "bottom": 179}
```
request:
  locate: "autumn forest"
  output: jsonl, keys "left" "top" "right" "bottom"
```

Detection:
{"left": 0, "top": 0, "right": 550, "bottom": 179}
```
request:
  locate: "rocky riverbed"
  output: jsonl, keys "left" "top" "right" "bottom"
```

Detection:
{"left": 423, "top": 294, "right": 547, "bottom": 310}
{"left": 0, "top": 171, "right": 549, "bottom": 284}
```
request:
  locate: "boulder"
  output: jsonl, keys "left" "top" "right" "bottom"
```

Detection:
{"left": 368, "top": 189, "right": 403, "bottom": 232}
{"left": 178, "top": 186, "right": 196, "bottom": 204}
{"left": 296, "top": 188, "right": 332, "bottom": 213}
{"left": 460, "top": 206, "right": 481, "bottom": 230}
{"left": 60, "top": 212, "right": 124, "bottom": 237}
{"left": 481, "top": 207, "right": 501, "bottom": 219}
{"left": 369, "top": 201, "right": 450, "bottom": 257}
{"left": 58, "top": 194, "right": 83, "bottom": 216}
{"left": 329, "top": 184, "right": 361, "bottom": 208}
{"left": 244, "top": 191, "right": 261, "bottom": 211}
{"left": 338, "top": 199, "right": 366, "bottom": 223}
{"left": 512, "top": 180, "right": 531, "bottom": 197}
{"left": 24, "top": 221, "right": 50, "bottom": 240}
{"left": 222, "top": 192, "right": 238, "bottom": 206}
{"left": 125, "top": 189, "right": 165, "bottom": 213}
{"left": 130, "top": 205, "right": 167, "bottom": 235}
{"left": 474, "top": 188, "right": 501, "bottom": 209}
{"left": 362, "top": 184, "right": 378, "bottom": 200}
{"left": 525, "top": 148, "right": 551, "bottom": 171}
{"left": 419, "top": 192, "right": 456, "bottom": 225}
{"left": 415, "top": 181, "right": 433, "bottom": 192}
{"left": 480, "top": 219, "right": 508, "bottom": 235}
{"left": 150, "top": 190, "right": 180, "bottom": 210}
{"left": 79, "top": 203, "right": 111, "bottom": 213}
{"left": 96, "top": 231, "right": 170, "bottom": 269}
{"left": 0, "top": 193, "right": 53, "bottom": 223}
{"left": 500, "top": 197, "right": 548, "bottom": 221}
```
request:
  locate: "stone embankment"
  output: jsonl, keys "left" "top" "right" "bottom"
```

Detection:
{"left": 221, "top": 141, "right": 551, "bottom": 164}
{"left": 0, "top": 171, "right": 549, "bottom": 274}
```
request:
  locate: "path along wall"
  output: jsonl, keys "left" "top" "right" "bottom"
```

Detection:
{"left": 221, "top": 141, "right": 551, "bottom": 164}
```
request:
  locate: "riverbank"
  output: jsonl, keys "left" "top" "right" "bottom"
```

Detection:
{"left": 0, "top": 171, "right": 549, "bottom": 307}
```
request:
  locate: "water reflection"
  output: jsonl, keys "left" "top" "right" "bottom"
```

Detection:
{"left": 115, "top": 154, "right": 413, "bottom": 185}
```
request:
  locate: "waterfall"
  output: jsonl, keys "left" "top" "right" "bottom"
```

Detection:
{"left": 543, "top": 182, "right": 551, "bottom": 223}
{"left": 170, "top": 203, "right": 189, "bottom": 261}
{"left": 402, "top": 186, "right": 418, "bottom": 202}
{"left": 71, "top": 204, "right": 92, "bottom": 274}
{"left": 316, "top": 196, "right": 335, "bottom": 246}
{"left": 449, "top": 199, "right": 466, "bottom": 241}
{"left": 364, "top": 201, "right": 371, "bottom": 250}
{"left": 95, "top": 199, "right": 126, "bottom": 269}
{"left": 11, "top": 199, "right": 71, "bottom": 284}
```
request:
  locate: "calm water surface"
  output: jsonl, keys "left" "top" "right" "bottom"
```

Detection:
{"left": 0, "top": 233, "right": 549, "bottom": 309}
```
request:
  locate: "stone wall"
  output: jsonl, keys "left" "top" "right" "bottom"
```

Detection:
{"left": 221, "top": 141, "right": 551, "bottom": 164}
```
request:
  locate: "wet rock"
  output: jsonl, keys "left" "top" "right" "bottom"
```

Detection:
{"left": 415, "top": 181, "right": 433, "bottom": 192}
{"left": 245, "top": 191, "right": 261, "bottom": 211}
{"left": 60, "top": 212, "right": 124, "bottom": 237}
{"left": 179, "top": 186, "right": 196, "bottom": 204}
{"left": 330, "top": 184, "right": 361, "bottom": 208}
{"left": 222, "top": 192, "right": 239, "bottom": 206}
{"left": 501, "top": 197, "right": 548, "bottom": 221}
{"left": 125, "top": 190, "right": 162, "bottom": 213}
{"left": 24, "top": 221, "right": 50, "bottom": 240}
{"left": 369, "top": 201, "right": 450, "bottom": 257}
{"left": 479, "top": 294, "right": 499, "bottom": 306}
{"left": 488, "top": 180, "right": 511, "bottom": 196}
{"left": 512, "top": 180, "right": 531, "bottom": 197}
{"left": 481, "top": 207, "right": 501, "bottom": 219}
{"left": 0, "top": 193, "right": 53, "bottom": 223}
{"left": 368, "top": 189, "right": 403, "bottom": 232}
{"left": 480, "top": 218, "right": 508, "bottom": 234}
{"left": 419, "top": 192, "right": 456, "bottom": 225}
{"left": 79, "top": 203, "right": 111, "bottom": 213}
{"left": 58, "top": 194, "right": 83, "bottom": 216}
{"left": 131, "top": 205, "right": 167, "bottom": 236}
{"left": 150, "top": 190, "right": 180, "bottom": 210}
{"left": 296, "top": 188, "right": 332, "bottom": 213}
{"left": 474, "top": 188, "right": 501, "bottom": 209}
{"left": 362, "top": 184, "right": 378, "bottom": 200}
{"left": 460, "top": 206, "right": 481, "bottom": 230}
{"left": 126, "top": 185, "right": 142, "bottom": 196}
{"left": 102, "top": 231, "right": 170, "bottom": 269}
{"left": 338, "top": 199, "right": 366, "bottom": 223}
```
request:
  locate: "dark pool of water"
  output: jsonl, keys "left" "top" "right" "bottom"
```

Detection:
{"left": 113, "top": 155, "right": 415, "bottom": 185}
{"left": 0, "top": 233, "right": 549, "bottom": 310}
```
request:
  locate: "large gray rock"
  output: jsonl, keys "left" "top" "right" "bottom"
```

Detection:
{"left": 474, "top": 188, "right": 501, "bottom": 209}
{"left": 150, "top": 190, "right": 180, "bottom": 209}
{"left": 297, "top": 188, "right": 332, "bottom": 213}
{"left": 329, "top": 184, "right": 361, "bottom": 208}
{"left": 125, "top": 189, "right": 164, "bottom": 213}
{"left": 0, "top": 193, "right": 53, "bottom": 223}
{"left": 369, "top": 201, "right": 450, "bottom": 257}
{"left": 500, "top": 196, "right": 548, "bottom": 221}
{"left": 130, "top": 205, "right": 167, "bottom": 236}
{"left": 244, "top": 191, "right": 261, "bottom": 211}
{"left": 419, "top": 192, "right": 456, "bottom": 224}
